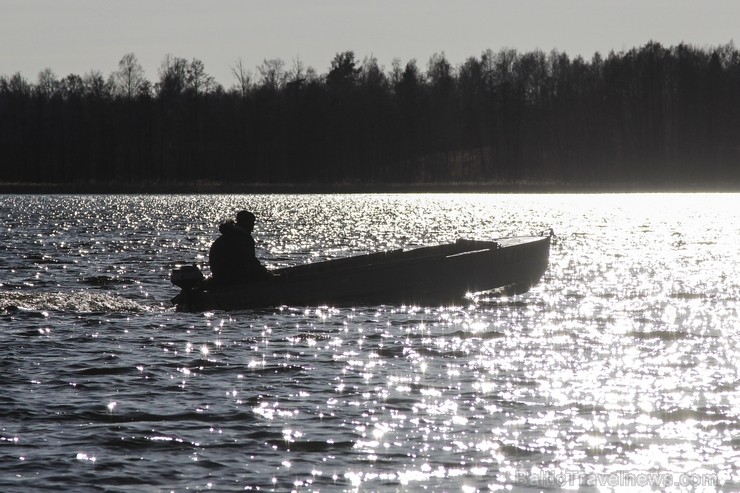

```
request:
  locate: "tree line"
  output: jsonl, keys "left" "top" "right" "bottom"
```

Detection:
{"left": 1, "top": 42, "right": 739, "bottom": 188}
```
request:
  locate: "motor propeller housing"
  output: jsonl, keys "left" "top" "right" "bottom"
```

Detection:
{"left": 170, "top": 265, "right": 204, "bottom": 290}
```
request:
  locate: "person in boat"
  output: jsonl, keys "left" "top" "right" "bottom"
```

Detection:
{"left": 208, "top": 210, "right": 271, "bottom": 285}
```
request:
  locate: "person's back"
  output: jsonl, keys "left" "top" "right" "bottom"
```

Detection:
{"left": 208, "top": 211, "right": 269, "bottom": 285}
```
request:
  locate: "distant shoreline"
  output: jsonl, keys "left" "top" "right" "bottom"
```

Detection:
{"left": 1, "top": 181, "right": 738, "bottom": 194}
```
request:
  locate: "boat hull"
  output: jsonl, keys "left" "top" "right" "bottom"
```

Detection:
{"left": 172, "top": 236, "right": 550, "bottom": 311}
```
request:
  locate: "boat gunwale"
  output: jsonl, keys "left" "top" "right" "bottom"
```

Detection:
{"left": 270, "top": 237, "right": 546, "bottom": 279}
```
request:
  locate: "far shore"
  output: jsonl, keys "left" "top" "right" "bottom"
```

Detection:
{"left": 1, "top": 180, "right": 739, "bottom": 195}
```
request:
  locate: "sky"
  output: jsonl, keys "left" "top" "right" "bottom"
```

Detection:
{"left": 1, "top": 0, "right": 738, "bottom": 88}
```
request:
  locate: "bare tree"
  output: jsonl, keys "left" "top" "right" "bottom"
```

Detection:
{"left": 36, "top": 68, "right": 59, "bottom": 98}
{"left": 111, "top": 53, "right": 147, "bottom": 99}
{"left": 287, "top": 56, "right": 306, "bottom": 85}
{"left": 186, "top": 58, "right": 215, "bottom": 95}
{"left": 231, "top": 58, "right": 252, "bottom": 98}
{"left": 157, "top": 54, "right": 188, "bottom": 96}
{"left": 60, "top": 74, "right": 86, "bottom": 100}
{"left": 83, "top": 70, "right": 110, "bottom": 99}
{"left": 257, "top": 58, "right": 286, "bottom": 91}
{"left": 360, "top": 55, "right": 386, "bottom": 89}
{"left": 304, "top": 66, "right": 319, "bottom": 83}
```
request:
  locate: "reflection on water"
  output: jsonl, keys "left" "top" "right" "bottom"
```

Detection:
{"left": 0, "top": 193, "right": 738, "bottom": 491}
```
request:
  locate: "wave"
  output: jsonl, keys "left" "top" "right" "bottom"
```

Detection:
{"left": 0, "top": 290, "right": 151, "bottom": 314}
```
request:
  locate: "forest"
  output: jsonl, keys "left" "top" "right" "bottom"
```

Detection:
{"left": 1, "top": 42, "right": 739, "bottom": 190}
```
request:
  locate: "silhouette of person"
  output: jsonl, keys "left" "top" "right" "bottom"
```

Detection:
{"left": 208, "top": 210, "right": 270, "bottom": 285}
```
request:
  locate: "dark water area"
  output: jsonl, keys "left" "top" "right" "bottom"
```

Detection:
{"left": 1, "top": 194, "right": 738, "bottom": 492}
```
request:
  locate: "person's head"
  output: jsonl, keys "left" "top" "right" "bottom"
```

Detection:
{"left": 236, "top": 210, "right": 256, "bottom": 232}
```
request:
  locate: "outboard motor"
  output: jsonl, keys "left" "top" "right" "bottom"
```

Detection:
{"left": 171, "top": 265, "right": 204, "bottom": 290}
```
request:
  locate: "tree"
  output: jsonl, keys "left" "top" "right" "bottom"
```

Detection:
{"left": 287, "top": 56, "right": 306, "bottom": 86}
{"left": 231, "top": 58, "right": 252, "bottom": 97}
{"left": 257, "top": 58, "right": 286, "bottom": 91}
{"left": 426, "top": 53, "right": 457, "bottom": 180}
{"left": 111, "top": 53, "right": 147, "bottom": 99}
{"left": 327, "top": 51, "right": 361, "bottom": 89}
{"left": 388, "top": 58, "right": 403, "bottom": 88}
{"left": 359, "top": 55, "right": 385, "bottom": 88}
{"left": 83, "top": 70, "right": 110, "bottom": 99}
{"left": 157, "top": 54, "right": 188, "bottom": 97}
{"left": 2, "top": 44, "right": 740, "bottom": 187}
{"left": 60, "top": 74, "right": 86, "bottom": 100}
{"left": 36, "top": 68, "right": 59, "bottom": 98}
{"left": 457, "top": 56, "right": 485, "bottom": 131}
{"left": 393, "top": 59, "right": 427, "bottom": 179}
{"left": 186, "top": 58, "right": 215, "bottom": 95}
{"left": 0, "top": 72, "right": 31, "bottom": 96}
{"left": 427, "top": 52, "right": 454, "bottom": 95}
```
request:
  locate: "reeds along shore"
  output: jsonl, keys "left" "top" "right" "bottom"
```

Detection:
{"left": 1, "top": 42, "right": 739, "bottom": 188}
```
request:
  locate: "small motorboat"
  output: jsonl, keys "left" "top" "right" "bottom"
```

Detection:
{"left": 171, "top": 235, "right": 550, "bottom": 311}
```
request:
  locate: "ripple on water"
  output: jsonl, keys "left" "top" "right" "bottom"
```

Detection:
{"left": 0, "top": 290, "right": 151, "bottom": 314}
{"left": 0, "top": 193, "right": 738, "bottom": 491}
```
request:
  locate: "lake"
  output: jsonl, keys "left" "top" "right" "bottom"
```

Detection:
{"left": 1, "top": 193, "right": 738, "bottom": 492}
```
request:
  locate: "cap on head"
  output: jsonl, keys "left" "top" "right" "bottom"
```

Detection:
{"left": 236, "top": 210, "right": 256, "bottom": 227}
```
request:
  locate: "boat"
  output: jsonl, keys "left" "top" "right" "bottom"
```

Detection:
{"left": 170, "top": 235, "right": 550, "bottom": 311}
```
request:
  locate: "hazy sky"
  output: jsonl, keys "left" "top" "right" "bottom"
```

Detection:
{"left": 1, "top": 0, "right": 737, "bottom": 87}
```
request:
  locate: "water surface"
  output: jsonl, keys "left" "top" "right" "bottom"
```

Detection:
{"left": 1, "top": 193, "right": 738, "bottom": 492}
